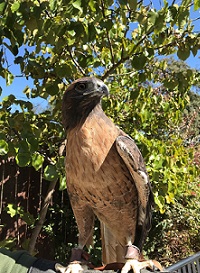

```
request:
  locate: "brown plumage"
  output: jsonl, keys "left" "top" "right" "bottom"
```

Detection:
{"left": 61, "top": 77, "right": 156, "bottom": 273}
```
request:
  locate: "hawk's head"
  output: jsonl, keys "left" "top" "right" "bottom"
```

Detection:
{"left": 62, "top": 77, "right": 109, "bottom": 131}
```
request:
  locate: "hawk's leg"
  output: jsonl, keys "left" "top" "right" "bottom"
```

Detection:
{"left": 72, "top": 205, "right": 95, "bottom": 259}
{"left": 56, "top": 206, "right": 95, "bottom": 273}
{"left": 121, "top": 224, "right": 161, "bottom": 273}
{"left": 121, "top": 245, "right": 163, "bottom": 273}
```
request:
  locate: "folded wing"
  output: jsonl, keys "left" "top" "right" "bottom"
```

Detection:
{"left": 115, "top": 134, "right": 154, "bottom": 249}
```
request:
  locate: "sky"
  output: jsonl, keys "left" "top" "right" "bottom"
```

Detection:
{"left": 0, "top": 45, "right": 48, "bottom": 111}
{"left": 0, "top": 0, "right": 200, "bottom": 111}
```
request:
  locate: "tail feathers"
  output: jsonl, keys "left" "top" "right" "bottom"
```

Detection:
{"left": 101, "top": 221, "right": 125, "bottom": 264}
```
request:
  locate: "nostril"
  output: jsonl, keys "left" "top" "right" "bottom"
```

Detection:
{"left": 101, "top": 85, "right": 109, "bottom": 96}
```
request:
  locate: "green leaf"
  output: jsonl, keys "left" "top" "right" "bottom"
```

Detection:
{"left": 46, "top": 83, "right": 59, "bottom": 95}
{"left": 11, "top": 2, "right": 20, "bottom": 12}
{"left": 5, "top": 204, "right": 34, "bottom": 225}
{"left": 21, "top": 211, "right": 35, "bottom": 225}
{"left": 32, "top": 153, "right": 44, "bottom": 171}
{"left": 5, "top": 71, "right": 14, "bottom": 86}
{"left": 16, "top": 153, "right": 31, "bottom": 167}
{"left": 16, "top": 140, "right": 31, "bottom": 167}
{"left": 154, "top": 195, "right": 165, "bottom": 214}
{"left": 148, "top": 10, "right": 158, "bottom": 25}
{"left": 165, "top": 193, "right": 175, "bottom": 204}
{"left": 14, "top": 56, "right": 24, "bottom": 64}
{"left": 68, "top": 29, "right": 76, "bottom": 37}
{"left": 23, "top": 86, "right": 31, "bottom": 98}
{"left": 88, "top": 0, "right": 96, "bottom": 11}
{"left": 55, "top": 64, "right": 71, "bottom": 79}
{"left": 59, "top": 175, "right": 67, "bottom": 191}
{"left": 26, "top": 18, "right": 38, "bottom": 31}
{"left": 0, "top": 238, "right": 16, "bottom": 249}
{"left": 18, "top": 139, "right": 30, "bottom": 153}
{"left": 119, "top": 0, "right": 127, "bottom": 5}
{"left": 194, "top": 0, "right": 200, "bottom": 10}
{"left": 11, "top": 45, "right": 19, "bottom": 56}
{"left": 44, "top": 165, "right": 59, "bottom": 181}
{"left": 131, "top": 55, "right": 147, "bottom": 70}
{"left": 140, "top": 108, "right": 151, "bottom": 123}
{"left": 49, "top": 0, "right": 57, "bottom": 11}
{"left": 177, "top": 45, "right": 190, "bottom": 61}
{"left": 5, "top": 204, "right": 18, "bottom": 217}
{"left": 72, "top": 0, "right": 83, "bottom": 12}
{"left": 128, "top": 0, "right": 137, "bottom": 10}
{"left": 28, "top": 137, "right": 39, "bottom": 153}
{"left": 0, "top": 139, "right": 8, "bottom": 155}
{"left": 153, "top": 159, "right": 163, "bottom": 169}
{"left": 88, "top": 23, "right": 97, "bottom": 41}
{"left": 0, "top": 2, "right": 6, "bottom": 13}
{"left": 130, "top": 89, "right": 140, "bottom": 100}
{"left": 7, "top": 142, "right": 16, "bottom": 157}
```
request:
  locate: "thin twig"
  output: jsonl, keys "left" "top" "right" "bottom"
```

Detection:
{"left": 67, "top": 45, "right": 86, "bottom": 76}
{"left": 102, "top": 27, "right": 154, "bottom": 80}
{"left": 192, "top": 16, "right": 200, "bottom": 22}
{"left": 100, "top": 0, "right": 115, "bottom": 65}
{"left": 101, "top": 57, "right": 127, "bottom": 81}
{"left": 109, "top": 71, "right": 138, "bottom": 77}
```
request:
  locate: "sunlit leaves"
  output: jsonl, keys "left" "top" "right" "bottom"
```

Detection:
{"left": 44, "top": 165, "right": 59, "bottom": 182}
{"left": 135, "top": 132, "right": 197, "bottom": 213}
{"left": 72, "top": 0, "right": 83, "bottom": 12}
{"left": 59, "top": 175, "right": 67, "bottom": 191}
{"left": 32, "top": 152, "right": 44, "bottom": 171}
{"left": 5, "top": 204, "right": 35, "bottom": 225}
{"left": 194, "top": 0, "right": 200, "bottom": 10}
{"left": 11, "top": 2, "right": 20, "bottom": 12}
{"left": 0, "top": 2, "right": 6, "bottom": 13}
{"left": 154, "top": 194, "right": 165, "bottom": 214}
{"left": 6, "top": 204, "right": 21, "bottom": 217}
{"left": 0, "top": 139, "right": 8, "bottom": 155}
{"left": 148, "top": 9, "right": 159, "bottom": 25}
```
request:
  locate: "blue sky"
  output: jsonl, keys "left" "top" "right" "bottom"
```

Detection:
{"left": 0, "top": 44, "right": 48, "bottom": 111}
{"left": 0, "top": 0, "right": 199, "bottom": 110}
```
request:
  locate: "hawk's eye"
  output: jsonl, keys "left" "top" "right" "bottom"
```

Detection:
{"left": 76, "top": 82, "right": 87, "bottom": 92}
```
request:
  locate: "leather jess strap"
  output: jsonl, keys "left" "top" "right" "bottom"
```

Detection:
{"left": 69, "top": 248, "right": 163, "bottom": 272}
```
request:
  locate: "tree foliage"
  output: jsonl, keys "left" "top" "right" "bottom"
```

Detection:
{"left": 0, "top": 0, "right": 200, "bottom": 264}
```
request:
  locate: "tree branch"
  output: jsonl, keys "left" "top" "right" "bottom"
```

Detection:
{"left": 28, "top": 179, "right": 57, "bottom": 255}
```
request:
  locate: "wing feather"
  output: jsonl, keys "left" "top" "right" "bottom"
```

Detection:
{"left": 115, "top": 135, "right": 154, "bottom": 233}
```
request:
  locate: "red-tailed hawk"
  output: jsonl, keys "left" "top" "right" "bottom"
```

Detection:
{"left": 57, "top": 77, "right": 161, "bottom": 273}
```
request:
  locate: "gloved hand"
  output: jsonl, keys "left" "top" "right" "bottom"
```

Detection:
{"left": 28, "top": 258, "right": 57, "bottom": 273}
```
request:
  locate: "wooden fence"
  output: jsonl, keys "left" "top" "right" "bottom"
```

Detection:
{"left": 0, "top": 156, "right": 77, "bottom": 261}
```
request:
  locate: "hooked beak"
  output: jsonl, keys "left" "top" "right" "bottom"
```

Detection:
{"left": 95, "top": 78, "right": 109, "bottom": 97}
{"left": 97, "top": 83, "right": 109, "bottom": 97}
